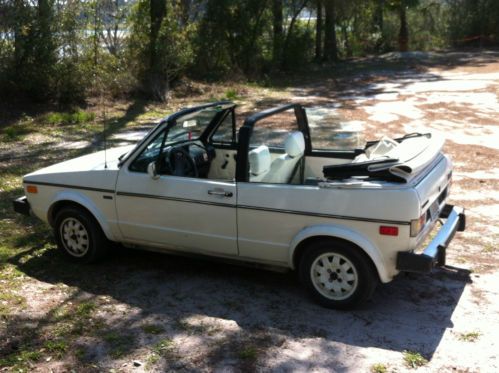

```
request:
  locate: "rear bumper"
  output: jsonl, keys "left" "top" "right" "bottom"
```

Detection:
{"left": 396, "top": 204, "right": 466, "bottom": 273}
{"left": 13, "top": 196, "right": 31, "bottom": 216}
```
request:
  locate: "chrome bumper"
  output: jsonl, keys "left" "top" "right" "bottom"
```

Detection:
{"left": 396, "top": 204, "right": 466, "bottom": 273}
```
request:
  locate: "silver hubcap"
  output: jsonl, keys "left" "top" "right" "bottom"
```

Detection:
{"left": 310, "top": 253, "right": 358, "bottom": 301}
{"left": 60, "top": 217, "right": 89, "bottom": 257}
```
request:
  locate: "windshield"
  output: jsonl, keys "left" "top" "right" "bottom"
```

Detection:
{"left": 166, "top": 107, "right": 224, "bottom": 144}
{"left": 118, "top": 102, "right": 233, "bottom": 167}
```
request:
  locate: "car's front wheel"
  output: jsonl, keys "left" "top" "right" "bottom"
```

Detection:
{"left": 54, "top": 206, "right": 108, "bottom": 263}
{"left": 299, "top": 239, "right": 378, "bottom": 309}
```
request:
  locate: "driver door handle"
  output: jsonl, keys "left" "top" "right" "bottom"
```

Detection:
{"left": 208, "top": 189, "right": 233, "bottom": 198}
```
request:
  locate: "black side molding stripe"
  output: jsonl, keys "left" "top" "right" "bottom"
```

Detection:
{"left": 116, "top": 191, "right": 235, "bottom": 208}
{"left": 237, "top": 205, "right": 410, "bottom": 225}
{"left": 22, "top": 181, "right": 115, "bottom": 194}
{"left": 22, "top": 181, "right": 409, "bottom": 225}
{"left": 118, "top": 191, "right": 409, "bottom": 225}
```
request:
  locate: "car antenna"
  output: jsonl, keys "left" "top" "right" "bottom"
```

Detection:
{"left": 102, "top": 92, "right": 107, "bottom": 169}
{"left": 93, "top": 1, "right": 107, "bottom": 170}
{"left": 97, "top": 73, "right": 108, "bottom": 169}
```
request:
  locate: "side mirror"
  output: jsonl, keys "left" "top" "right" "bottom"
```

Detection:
{"left": 147, "top": 162, "right": 160, "bottom": 180}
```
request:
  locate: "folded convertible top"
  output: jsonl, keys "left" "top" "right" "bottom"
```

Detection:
{"left": 322, "top": 133, "right": 444, "bottom": 183}
{"left": 323, "top": 158, "right": 408, "bottom": 183}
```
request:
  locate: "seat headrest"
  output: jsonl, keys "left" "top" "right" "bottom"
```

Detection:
{"left": 285, "top": 131, "right": 305, "bottom": 158}
{"left": 249, "top": 145, "right": 271, "bottom": 175}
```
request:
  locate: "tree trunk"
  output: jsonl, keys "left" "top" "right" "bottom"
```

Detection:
{"left": 244, "top": 2, "right": 268, "bottom": 74}
{"left": 323, "top": 0, "right": 338, "bottom": 62}
{"left": 37, "top": 0, "right": 54, "bottom": 62}
{"left": 180, "top": 0, "right": 191, "bottom": 26}
{"left": 93, "top": 1, "right": 99, "bottom": 67}
{"left": 315, "top": 0, "right": 323, "bottom": 61}
{"left": 280, "top": 0, "right": 308, "bottom": 69}
{"left": 374, "top": 0, "right": 384, "bottom": 51}
{"left": 398, "top": 0, "right": 409, "bottom": 52}
{"left": 341, "top": 23, "right": 351, "bottom": 58}
{"left": 35, "top": 0, "right": 55, "bottom": 98}
{"left": 13, "top": 0, "right": 24, "bottom": 75}
{"left": 272, "top": 0, "right": 283, "bottom": 64}
{"left": 147, "top": 0, "right": 167, "bottom": 101}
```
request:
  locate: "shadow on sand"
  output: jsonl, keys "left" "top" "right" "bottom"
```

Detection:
{"left": 6, "top": 243, "right": 471, "bottom": 370}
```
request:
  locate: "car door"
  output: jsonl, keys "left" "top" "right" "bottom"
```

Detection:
{"left": 115, "top": 104, "right": 238, "bottom": 256}
{"left": 235, "top": 104, "right": 312, "bottom": 264}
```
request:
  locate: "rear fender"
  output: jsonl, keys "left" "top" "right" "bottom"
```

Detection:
{"left": 289, "top": 224, "right": 390, "bottom": 283}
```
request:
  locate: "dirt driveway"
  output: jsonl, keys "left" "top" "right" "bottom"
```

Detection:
{"left": 1, "top": 51, "right": 498, "bottom": 372}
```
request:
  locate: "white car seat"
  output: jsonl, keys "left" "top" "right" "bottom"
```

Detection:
{"left": 249, "top": 145, "right": 271, "bottom": 182}
{"left": 262, "top": 131, "right": 305, "bottom": 184}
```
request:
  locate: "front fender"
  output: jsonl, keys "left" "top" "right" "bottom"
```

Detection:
{"left": 49, "top": 190, "right": 115, "bottom": 241}
{"left": 288, "top": 224, "right": 390, "bottom": 283}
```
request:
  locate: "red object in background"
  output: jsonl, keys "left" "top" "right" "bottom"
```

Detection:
{"left": 188, "top": 131, "right": 192, "bottom": 140}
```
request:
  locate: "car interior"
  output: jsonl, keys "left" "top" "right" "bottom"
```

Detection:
{"left": 128, "top": 102, "right": 423, "bottom": 185}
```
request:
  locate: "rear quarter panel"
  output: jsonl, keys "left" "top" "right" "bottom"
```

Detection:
{"left": 236, "top": 182, "right": 419, "bottom": 282}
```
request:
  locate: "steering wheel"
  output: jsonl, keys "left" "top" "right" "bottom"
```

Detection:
{"left": 168, "top": 146, "right": 198, "bottom": 177}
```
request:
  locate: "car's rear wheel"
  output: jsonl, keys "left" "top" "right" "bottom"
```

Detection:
{"left": 299, "top": 239, "right": 378, "bottom": 309}
{"left": 54, "top": 206, "right": 108, "bottom": 263}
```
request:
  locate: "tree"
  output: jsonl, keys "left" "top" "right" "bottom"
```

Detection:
{"left": 99, "top": 0, "right": 130, "bottom": 56}
{"left": 373, "top": 0, "right": 385, "bottom": 51}
{"left": 398, "top": 0, "right": 408, "bottom": 51}
{"left": 280, "top": 0, "right": 309, "bottom": 69}
{"left": 129, "top": 0, "right": 194, "bottom": 100}
{"left": 386, "top": 0, "right": 419, "bottom": 51}
{"left": 315, "top": 0, "right": 323, "bottom": 60}
{"left": 146, "top": 0, "right": 167, "bottom": 100}
{"left": 323, "top": 0, "right": 338, "bottom": 61}
{"left": 272, "top": 0, "right": 283, "bottom": 64}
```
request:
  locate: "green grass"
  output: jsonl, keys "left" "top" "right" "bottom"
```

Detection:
{"left": 75, "top": 302, "right": 96, "bottom": 318}
{"left": 175, "top": 319, "right": 215, "bottom": 335}
{"left": 371, "top": 363, "right": 388, "bottom": 373}
{"left": 403, "top": 350, "right": 428, "bottom": 369}
{"left": 238, "top": 346, "right": 258, "bottom": 360}
{"left": 146, "top": 353, "right": 160, "bottom": 369}
{"left": 458, "top": 331, "right": 481, "bottom": 342}
{"left": 2, "top": 124, "right": 34, "bottom": 141}
{"left": 224, "top": 88, "right": 240, "bottom": 100}
{"left": 141, "top": 324, "right": 165, "bottom": 335}
{"left": 152, "top": 339, "right": 175, "bottom": 355}
{"left": 0, "top": 349, "right": 42, "bottom": 370}
{"left": 103, "top": 332, "right": 135, "bottom": 358}
{"left": 44, "top": 339, "right": 68, "bottom": 358}
{"left": 482, "top": 243, "right": 496, "bottom": 253}
{"left": 41, "top": 110, "right": 95, "bottom": 125}
{"left": 147, "top": 338, "right": 176, "bottom": 364}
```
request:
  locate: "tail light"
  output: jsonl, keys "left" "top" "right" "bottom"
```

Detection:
{"left": 380, "top": 226, "right": 399, "bottom": 236}
{"left": 410, "top": 213, "right": 426, "bottom": 237}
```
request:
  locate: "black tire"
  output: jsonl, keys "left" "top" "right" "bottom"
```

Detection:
{"left": 299, "top": 239, "right": 378, "bottom": 309}
{"left": 54, "top": 206, "right": 109, "bottom": 263}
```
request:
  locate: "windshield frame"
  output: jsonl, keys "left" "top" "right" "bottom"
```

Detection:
{"left": 118, "top": 101, "right": 234, "bottom": 168}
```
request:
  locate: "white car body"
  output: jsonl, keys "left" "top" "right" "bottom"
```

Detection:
{"left": 14, "top": 102, "right": 466, "bottom": 307}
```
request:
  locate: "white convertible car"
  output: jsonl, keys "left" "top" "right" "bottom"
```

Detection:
{"left": 14, "top": 102, "right": 465, "bottom": 308}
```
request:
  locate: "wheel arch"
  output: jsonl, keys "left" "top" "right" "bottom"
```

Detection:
{"left": 289, "top": 225, "right": 390, "bottom": 283}
{"left": 48, "top": 192, "right": 114, "bottom": 241}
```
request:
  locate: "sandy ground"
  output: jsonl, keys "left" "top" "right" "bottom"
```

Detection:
{"left": 1, "top": 51, "right": 498, "bottom": 372}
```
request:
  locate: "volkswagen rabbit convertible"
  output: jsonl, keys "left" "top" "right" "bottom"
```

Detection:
{"left": 13, "top": 102, "right": 466, "bottom": 309}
